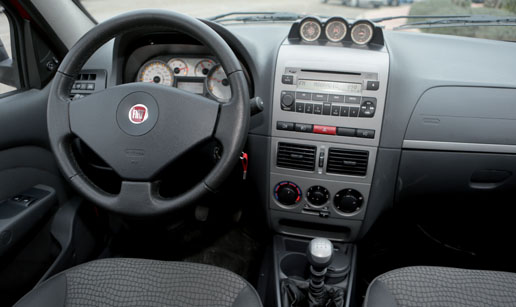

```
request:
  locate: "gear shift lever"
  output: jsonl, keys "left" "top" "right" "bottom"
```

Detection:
{"left": 307, "top": 237, "right": 334, "bottom": 300}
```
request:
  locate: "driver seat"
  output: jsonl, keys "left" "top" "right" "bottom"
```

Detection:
{"left": 14, "top": 258, "right": 262, "bottom": 307}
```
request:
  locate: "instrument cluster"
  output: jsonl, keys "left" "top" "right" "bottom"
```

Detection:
{"left": 290, "top": 17, "right": 383, "bottom": 46}
{"left": 136, "top": 56, "right": 231, "bottom": 103}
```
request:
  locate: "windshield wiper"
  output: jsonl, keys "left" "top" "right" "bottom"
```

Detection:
{"left": 207, "top": 11, "right": 305, "bottom": 23}
{"left": 372, "top": 15, "right": 470, "bottom": 23}
{"left": 392, "top": 15, "right": 516, "bottom": 30}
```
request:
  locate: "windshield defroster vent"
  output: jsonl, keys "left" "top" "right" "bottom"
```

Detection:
{"left": 326, "top": 148, "right": 369, "bottom": 176}
{"left": 277, "top": 142, "right": 317, "bottom": 171}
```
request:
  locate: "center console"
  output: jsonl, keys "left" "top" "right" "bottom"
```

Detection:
{"left": 269, "top": 41, "right": 389, "bottom": 241}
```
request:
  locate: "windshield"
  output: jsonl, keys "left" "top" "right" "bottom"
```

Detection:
{"left": 81, "top": 0, "right": 516, "bottom": 41}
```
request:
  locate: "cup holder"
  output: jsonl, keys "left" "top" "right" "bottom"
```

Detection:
{"left": 280, "top": 253, "right": 310, "bottom": 281}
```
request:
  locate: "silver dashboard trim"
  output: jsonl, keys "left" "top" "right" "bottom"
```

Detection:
{"left": 403, "top": 140, "right": 516, "bottom": 153}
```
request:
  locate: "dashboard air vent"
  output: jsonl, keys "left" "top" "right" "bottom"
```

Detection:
{"left": 326, "top": 148, "right": 368, "bottom": 176}
{"left": 277, "top": 142, "right": 316, "bottom": 171}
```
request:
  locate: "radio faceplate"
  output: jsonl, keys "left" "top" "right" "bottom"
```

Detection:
{"left": 271, "top": 43, "right": 389, "bottom": 147}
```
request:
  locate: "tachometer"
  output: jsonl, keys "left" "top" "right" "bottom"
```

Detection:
{"left": 194, "top": 59, "right": 215, "bottom": 76}
{"left": 325, "top": 18, "right": 348, "bottom": 42}
{"left": 351, "top": 21, "right": 374, "bottom": 45}
{"left": 137, "top": 60, "right": 173, "bottom": 86}
{"left": 206, "top": 64, "right": 231, "bottom": 102}
{"left": 167, "top": 58, "right": 189, "bottom": 76}
{"left": 299, "top": 18, "right": 322, "bottom": 42}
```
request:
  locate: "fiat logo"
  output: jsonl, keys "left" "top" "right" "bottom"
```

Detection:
{"left": 128, "top": 104, "right": 148, "bottom": 124}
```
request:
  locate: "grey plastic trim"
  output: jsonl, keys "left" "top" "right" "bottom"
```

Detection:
{"left": 403, "top": 140, "right": 516, "bottom": 154}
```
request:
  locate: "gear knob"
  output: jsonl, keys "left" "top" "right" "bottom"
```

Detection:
{"left": 307, "top": 238, "right": 334, "bottom": 270}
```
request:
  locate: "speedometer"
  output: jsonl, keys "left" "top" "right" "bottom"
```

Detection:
{"left": 206, "top": 64, "right": 231, "bottom": 102}
{"left": 137, "top": 60, "right": 173, "bottom": 86}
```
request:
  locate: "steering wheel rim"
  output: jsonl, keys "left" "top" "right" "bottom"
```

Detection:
{"left": 48, "top": 10, "right": 250, "bottom": 217}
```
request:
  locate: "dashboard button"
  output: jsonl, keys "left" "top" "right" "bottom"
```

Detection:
{"left": 366, "top": 81, "right": 379, "bottom": 91}
{"left": 340, "top": 106, "right": 350, "bottom": 117}
{"left": 359, "top": 100, "right": 376, "bottom": 118}
{"left": 86, "top": 83, "right": 95, "bottom": 90}
{"left": 295, "top": 102, "right": 305, "bottom": 113}
{"left": 323, "top": 103, "right": 331, "bottom": 115}
{"left": 305, "top": 103, "right": 314, "bottom": 114}
{"left": 345, "top": 96, "right": 361, "bottom": 104}
{"left": 312, "top": 93, "right": 328, "bottom": 102}
{"left": 350, "top": 107, "right": 359, "bottom": 117}
{"left": 277, "top": 121, "right": 294, "bottom": 131}
{"left": 337, "top": 127, "right": 356, "bottom": 137}
{"left": 295, "top": 123, "right": 313, "bottom": 133}
{"left": 314, "top": 104, "right": 323, "bottom": 115}
{"left": 296, "top": 92, "right": 311, "bottom": 100}
{"left": 281, "top": 91, "right": 295, "bottom": 106}
{"left": 329, "top": 94, "right": 344, "bottom": 103}
{"left": 356, "top": 129, "right": 375, "bottom": 138}
{"left": 313, "top": 125, "right": 336, "bottom": 135}
{"left": 282, "top": 75, "right": 294, "bottom": 84}
{"left": 331, "top": 105, "right": 340, "bottom": 116}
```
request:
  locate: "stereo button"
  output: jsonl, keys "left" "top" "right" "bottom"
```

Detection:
{"left": 312, "top": 93, "right": 328, "bottom": 101}
{"left": 345, "top": 96, "right": 361, "bottom": 104}
{"left": 314, "top": 104, "right": 323, "bottom": 115}
{"left": 295, "top": 103, "right": 305, "bottom": 113}
{"left": 340, "top": 106, "right": 350, "bottom": 117}
{"left": 296, "top": 92, "right": 311, "bottom": 100}
{"left": 366, "top": 81, "right": 379, "bottom": 91}
{"left": 305, "top": 103, "right": 314, "bottom": 114}
{"left": 329, "top": 94, "right": 344, "bottom": 103}
{"left": 313, "top": 125, "right": 336, "bottom": 135}
{"left": 323, "top": 103, "right": 331, "bottom": 115}
{"left": 350, "top": 107, "right": 359, "bottom": 117}
{"left": 331, "top": 105, "right": 340, "bottom": 116}
{"left": 281, "top": 91, "right": 295, "bottom": 107}
{"left": 282, "top": 75, "right": 294, "bottom": 84}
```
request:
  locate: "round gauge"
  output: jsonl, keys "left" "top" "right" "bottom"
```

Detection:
{"left": 206, "top": 64, "right": 231, "bottom": 102}
{"left": 351, "top": 21, "right": 374, "bottom": 45}
{"left": 299, "top": 18, "right": 322, "bottom": 42}
{"left": 325, "top": 19, "right": 348, "bottom": 42}
{"left": 167, "top": 58, "right": 188, "bottom": 76}
{"left": 194, "top": 59, "right": 215, "bottom": 76}
{"left": 137, "top": 60, "right": 173, "bottom": 86}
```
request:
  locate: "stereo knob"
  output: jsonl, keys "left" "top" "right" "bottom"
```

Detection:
{"left": 274, "top": 181, "right": 301, "bottom": 206}
{"left": 334, "top": 189, "right": 363, "bottom": 214}
{"left": 306, "top": 186, "right": 330, "bottom": 207}
{"left": 281, "top": 93, "right": 295, "bottom": 107}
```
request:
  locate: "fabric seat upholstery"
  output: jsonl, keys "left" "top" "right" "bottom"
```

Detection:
{"left": 14, "top": 258, "right": 262, "bottom": 307}
{"left": 364, "top": 266, "right": 516, "bottom": 307}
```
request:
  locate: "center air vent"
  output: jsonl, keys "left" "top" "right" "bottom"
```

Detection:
{"left": 326, "top": 148, "right": 368, "bottom": 176}
{"left": 277, "top": 142, "right": 316, "bottom": 171}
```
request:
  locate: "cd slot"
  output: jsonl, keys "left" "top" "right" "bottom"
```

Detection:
{"left": 300, "top": 69, "right": 361, "bottom": 76}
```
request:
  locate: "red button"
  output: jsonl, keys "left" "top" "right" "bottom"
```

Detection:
{"left": 313, "top": 125, "right": 336, "bottom": 135}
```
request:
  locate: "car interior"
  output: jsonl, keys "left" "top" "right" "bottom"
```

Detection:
{"left": 1, "top": 0, "right": 516, "bottom": 306}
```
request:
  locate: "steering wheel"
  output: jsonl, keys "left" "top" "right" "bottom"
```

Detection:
{"left": 47, "top": 10, "right": 250, "bottom": 217}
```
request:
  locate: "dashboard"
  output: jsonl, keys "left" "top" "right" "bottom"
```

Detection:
{"left": 77, "top": 17, "right": 516, "bottom": 245}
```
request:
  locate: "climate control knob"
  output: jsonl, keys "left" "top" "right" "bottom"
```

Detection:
{"left": 274, "top": 181, "right": 302, "bottom": 206}
{"left": 306, "top": 186, "right": 330, "bottom": 207}
{"left": 334, "top": 189, "right": 363, "bottom": 214}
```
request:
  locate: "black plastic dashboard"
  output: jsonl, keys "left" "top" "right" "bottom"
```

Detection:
{"left": 78, "top": 18, "right": 516, "bottom": 241}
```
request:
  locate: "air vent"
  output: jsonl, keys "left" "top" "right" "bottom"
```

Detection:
{"left": 77, "top": 73, "right": 97, "bottom": 81}
{"left": 277, "top": 142, "right": 316, "bottom": 171}
{"left": 326, "top": 148, "right": 369, "bottom": 176}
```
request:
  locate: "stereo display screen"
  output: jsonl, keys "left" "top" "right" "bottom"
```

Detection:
{"left": 297, "top": 79, "right": 362, "bottom": 94}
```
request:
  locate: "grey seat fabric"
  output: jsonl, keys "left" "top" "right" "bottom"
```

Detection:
{"left": 364, "top": 266, "right": 516, "bottom": 307}
{"left": 14, "top": 258, "right": 262, "bottom": 307}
